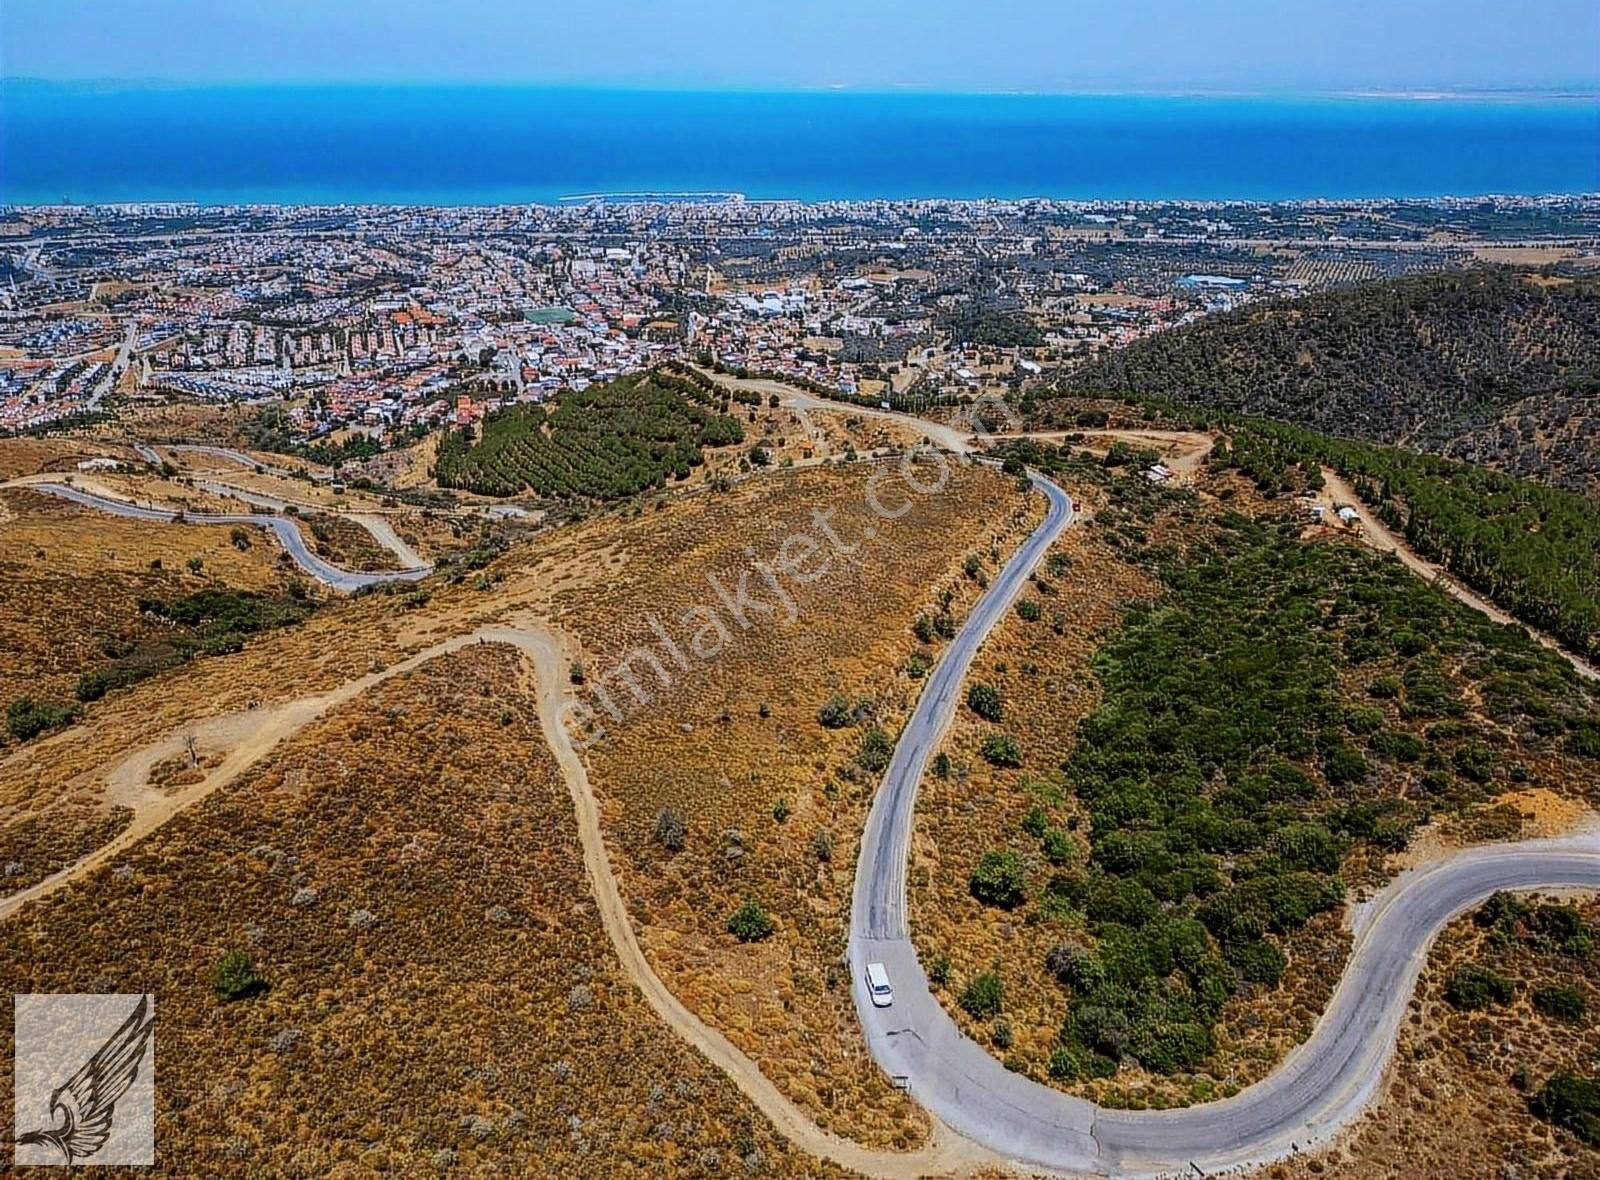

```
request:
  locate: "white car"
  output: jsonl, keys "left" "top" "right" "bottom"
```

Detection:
{"left": 865, "top": 961, "right": 894, "bottom": 1008}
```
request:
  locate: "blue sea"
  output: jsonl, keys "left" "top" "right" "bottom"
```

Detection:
{"left": 2, "top": 82, "right": 1596, "bottom": 206}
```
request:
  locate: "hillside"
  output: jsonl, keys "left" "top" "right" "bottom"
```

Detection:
{"left": 1061, "top": 269, "right": 1600, "bottom": 495}
{"left": 914, "top": 447, "right": 1600, "bottom": 1107}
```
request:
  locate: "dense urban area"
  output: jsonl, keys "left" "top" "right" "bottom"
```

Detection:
{"left": 5, "top": 195, "right": 1597, "bottom": 442}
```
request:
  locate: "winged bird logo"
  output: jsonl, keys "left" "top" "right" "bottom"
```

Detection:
{"left": 15, "top": 995, "right": 155, "bottom": 1165}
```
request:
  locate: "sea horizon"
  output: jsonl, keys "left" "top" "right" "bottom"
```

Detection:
{"left": 3, "top": 81, "right": 1597, "bottom": 207}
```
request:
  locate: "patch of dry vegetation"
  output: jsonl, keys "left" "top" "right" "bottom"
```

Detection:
{"left": 0, "top": 438, "right": 141, "bottom": 480}
{"left": 0, "top": 805, "right": 134, "bottom": 897}
{"left": 0, "top": 488, "right": 305, "bottom": 713}
{"left": 93, "top": 399, "right": 265, "bottom": 447}
{"left": 303, "top": 511, "right": 403, "bottom": 572}
{"left": 0, "top": 645, "right": 849, "bottom": 1177}
{"left": 712, "top": 402, "right": 929, "bottom": 476}
{"left": 0, "top": 450, "right": 1038, "bottom": 1159}
{"left": 1275, "top": 895, "right": 1600, "bottom": 1180}
{"left": 547, "top": 458, "right": 1038, "bottom": 1147}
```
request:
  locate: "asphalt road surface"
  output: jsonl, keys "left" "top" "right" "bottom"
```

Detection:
{"left": 848, "top": 470, "right": 1600, "bottom": 1177}
{"left": 27, "top": 483, "right": 431, "bottom": 592}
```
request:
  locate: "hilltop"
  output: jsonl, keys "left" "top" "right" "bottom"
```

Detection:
{"left": 1059, "top": 269, "right": 1600, "bottom": 496}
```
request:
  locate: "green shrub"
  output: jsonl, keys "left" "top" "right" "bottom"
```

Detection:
{"left": 966, "top": 682, "right": 1004, "bottom": 723}
{"left": 1071, "top": 1003, "right": 1130, "bottom": 1060}
{"left": 1444, "top": 962, "right": 1515, "bottom": 1010}
{"left": 1047, "top": 1045, "right": 1117, "bottom": 1081}
{"left": 969, "top": 850, "right": 1028, "bottom": 909}
{"left": 1322, "top": 743, "right": 1368, "bottom": 786}
{"left": 1343, "top": 705, "right": 1385, "bottom": 735}
{"left": 212, "top": 949, "right": 267, "bottom": 1002}
{"left": 816, "top": 694, "right": 853, "bottom": 729}
{"left": 991, "top": 1016, "right": 1015, "bottom": 1049}
{"left": 1531, "top": 903, "right": 1593, "bottom": 955}
{"left": 5, "top": 696, "right": 80, "bottom": 742}
{"left": 1129, "top": 1019, "right": 1213, "bottom": 1074}
{"left": 1267, "top": 822, "right": 1346, "bottom": 874}
{"left": 1042, "top": 827, "right": 1076, "bottom": 866}
{"left": 1016, "top": 599, "right": 1043, "bottom": 623}
{"left": 1369, "top": 730, "right": 1424, "bottom": 763}
{"left": 1197, "top": 872, "right": 1343, "bottom": 944}
{"left": 856, "top": 727, "right": 894, "bottom": 773}
{"left": 1045, "top": 943, "right": 1102, "bottom": 991}
{"left": 726, "top": 900, "right": 776, "bottom": 942}
{"left": 959, "top": 971, "right": 1004, "bottom": 1019}
{"left": 1048, "top": 1046, "right": 1081, "bottom": 1080}
{"left": 1532, "top": 1073, "right": 1600, "bottom": 1146}
{"left": 1226, "top": 939, "right": 1287, "bottom": 985}
{"left": 980, "top": 733, "right": 1023, "bottom": 768}
{"left": 1020, "top": 805, "right": 1049, "bottom": 838}
{"left": 1532, "top": 983, "right": 1587, "bottom": 1023}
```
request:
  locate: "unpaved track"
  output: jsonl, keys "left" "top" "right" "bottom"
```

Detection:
{"left": 513, "top": 624, "right": 994, "bottom": 1179}
{"left": 6, "top": 610, "right": 1599, "bottom": 1178}
{"left": 1324, "top": 469, "right": 1598, "bottom": 682}
{"left": 0, "top": 628, "right": 495, "bottom": 922}
{"left": 0, "top": 617, "right": 992, "bottom": 1178}
{"left": 9, "top": 406, "right": 1597, "bottom": 1176}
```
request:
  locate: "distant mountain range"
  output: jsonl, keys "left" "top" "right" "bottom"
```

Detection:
{"left": 1064, "top": 268, "right": 1600, "bottom": 497}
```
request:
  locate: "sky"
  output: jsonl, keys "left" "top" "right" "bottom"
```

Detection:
{"left": 2, "top": 0, "right": 1597, "bottom": 94}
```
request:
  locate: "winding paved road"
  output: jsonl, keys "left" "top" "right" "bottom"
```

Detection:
{"left": 19, "top": 483, "right": 431, "bottom": 592}
{"left": 10, "top": 427, "right": 1600, "bottom": 1174}
{"left": 848, "top": 469, "right": 1600, "bottom": 1177}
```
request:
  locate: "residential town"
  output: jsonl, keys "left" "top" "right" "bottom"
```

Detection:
{"left": 3, "top": 194, "right": 1597, "bottom": 441}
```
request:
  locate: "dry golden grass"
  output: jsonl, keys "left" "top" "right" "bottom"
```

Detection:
{"left": 0, "top": 455, "right": 1036, "bottom": 1158}
{"left": 1274, "top": 897, "right": 1600, "bottom": 1180}
{"left": 707, "top": 403, "right": 928, "bottom": 474}
{"left": 0, "top": 437, "right": 142, "bottom": 480}
{"left": 544, "top": 458, "right": 1039, "bottom": 1148}
{"left": 91, "top": 399, "right": 265, "bottom": 446}
{"left": 302, "top": 511, "right": 403, "bottom": 572}
{"left": 0, "top": 488, "right": 305, "bottom": 710}
{"left": 0, "top": 645, "right": 853, "bottom": 1178}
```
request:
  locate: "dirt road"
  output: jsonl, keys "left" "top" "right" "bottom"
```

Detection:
{"left": 0, "top": 617, "right": 992, "bottom": 1177}
{"left": 1323, "top": 469, "right": 1598, "bottom": 682}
